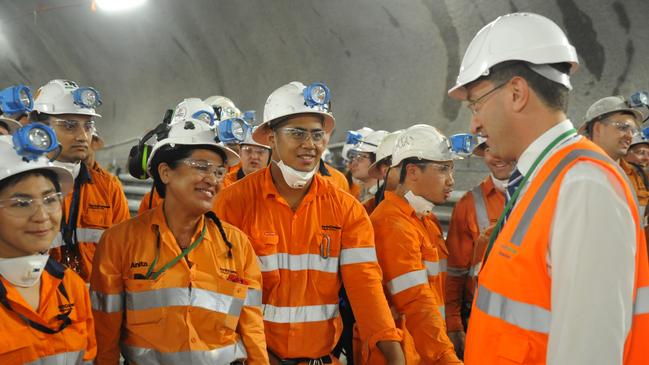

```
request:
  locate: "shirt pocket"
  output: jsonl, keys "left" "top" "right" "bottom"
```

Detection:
{"left": 250, "top": 232, "right": 280, "bottom": 288}
{"left": 210, "top": 276, "right": 248, "bottom": 331}
{"left": 123, "top": 278, "right": 167, "bottom": 326}
{"left": 81, "top": 203, "right": 111, "bottom": 229}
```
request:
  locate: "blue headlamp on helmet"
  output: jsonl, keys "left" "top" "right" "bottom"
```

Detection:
{"left": 72, "top": 87, "right": 102, "bottom": 109}
{"left": 630, "top": 91, "right": 649, "bottom": 108}
{"left": 12, "top": 123, "right": 59, "bottom": 161}
{"left": 303, "top": 82, "right": 331, "bottom": 108}
{"left": 642, "top": 127, "right": 649, "bottom": 140}
{"left": 449, "top": 133, "right": 476, "bottom": 155}
{"left": 345, "top": 130, "right": 362, "bottom": 146}
{"left": 243, "top": 110, "right": 256, "bottom": 125}
{"left": 218, "top": 117, "right": 251, "bottom": 144}
{"left": 192, "top": 110, "right": 216, "bottom": 127}
{"left": 0, "top": 85, "right": 33, "bottom": 115}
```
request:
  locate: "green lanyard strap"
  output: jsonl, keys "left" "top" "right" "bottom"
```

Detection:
{"left": 482, "top": 128, "right": 577, "bottom": 265}
{"left": 145, "top": 222, "right": 207, "bottom": 280}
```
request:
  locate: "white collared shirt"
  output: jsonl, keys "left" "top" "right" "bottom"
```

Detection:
{"left": 510, "top": 119, "right": 635, "bottom": 365}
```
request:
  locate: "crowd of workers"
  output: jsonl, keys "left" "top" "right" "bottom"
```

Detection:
{"left": 0, "top": 11, "right": 648, "bottom": 365}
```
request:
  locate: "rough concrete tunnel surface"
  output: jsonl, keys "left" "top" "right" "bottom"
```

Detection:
{"left": 1, "top": 0, "right": 648, "bottom": 189}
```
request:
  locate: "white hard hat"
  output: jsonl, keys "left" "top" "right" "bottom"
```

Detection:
{"left": 353, "top": 130, "right": 388, "bottom": 154}
{"left": 342, "top": 127, "right": 374, "bottom": 163}
{"left": 34, "top": 79, "right": 102, "bottom": 117}
{"left": 368, "top": 130, "right": 403, "bottom": 179}
{"left": 391, "top": 124, "right": 459, "bottom": 167}
{"left": 172, "top": 98, "right": 216, "bottom": 127}
{"left": 147, "top": 119, "right": 240, "bottom": 172}
{"left": 448, "top": 12, "right": 579, "bottom": 100}
{"left": 0, "top": 117, "right": 22, "bottom": 134}
{"left": 583, "top": 96, "right": 645, "bottom": 127}
{"left": 321, "top": 148, "right": 334, "bottom": 165}
{"left": 203, "top": 95, "right": 241, "bottom": 121}
{"left": 241, "top": 126, "right": 271, "bottom": 150}
{"left": 0, "top": 135, "right": 73, "bottom": 195}
{"left": 631, "top": 132, "right": 649, "bottom": 148}
{"left": 254, "top": 81, "right": 335, "bottom": 144}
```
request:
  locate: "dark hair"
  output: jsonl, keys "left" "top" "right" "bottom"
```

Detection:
{"left": 398, "top": 157, "right": 428, "bottom": 184}
{"left": 478, "top": 61, "right": 571, "bottom": 112}
{"left": 149, "top": 144, "right": 226, "bottom": 198}
{"left": 0, "top": 169, "right": 61, "bottom": 194}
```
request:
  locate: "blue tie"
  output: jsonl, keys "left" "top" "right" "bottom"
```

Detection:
{"left": 506, "top": 168, "right": 523, "bottom": 203}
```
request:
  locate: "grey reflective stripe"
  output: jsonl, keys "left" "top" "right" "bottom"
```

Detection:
{"left": 126, "top": 287, "right": 244, "bottom": 317}
{"left": 472, "top": 185, "right": 490, "bottom": 233}
{"left": 447, "top": 266, "right": 469, "bottom": 277}
{"left": 468, "top": 262, "right": 482, "bottom": 278}
{"left": 25, "top": 350, "right": 85, "bottom": 365}
{"left": 90, "top": 289, "right": 124, "bottom": 313}
{"left": 438, "top": 305, "right": 446, "bottom": 319}
{"left": 244, "top": 288, "right": 262, "bottom": 307}
{"left": 425, "top": 259, "right": 446, "bottom": 277}
{"left": 511, "top": 149, "right": 621, "bottom": 246}
{"left": 122, "top": 340, "right": 247, "bottom": 365}
{"left": 387, "top": 269, "right": 428, "bottom": 295}
{"left": 50, "top": 227, "right": 105, "bottom": 248}
{"left": 475, "top": 284, "right": 551, "bottom": 334}
{"left": 340, "top": 247, "right": 377, "bottom": 265}
{"left": 634, "top": 286, "right": 649, "bottom": 315}
{"left": 258, "top": 253, "right": 339, "bottom": 273}
{"left": 262, "top": 303, "right": 339, "bottom": 323}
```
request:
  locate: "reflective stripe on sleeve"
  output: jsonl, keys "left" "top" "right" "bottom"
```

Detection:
{"left": 475, "top": 284, "right": 551, "bottom": 334}
{"left": 258, "top": 253, "right": 339, "bottom": 273}
{"left": 50, "top": 227, "right": 105, "bottom": 248}
{"left": 340, "top": 247, "right": 377, "bottom": 265}
{"left": 90, "top": 289, "right": 124, "bottom": 313}
{"left": 447, "top": 266, "right": 469, "bottom": 277}
{"left": 387, "top": 269, "right": 428, "bottom": 295}
{"left": 634, "top": 286, "right": 649, "bottom": 315}
{"left": 122, "top": 340, "right": 247, "bottom": 365}
{"left": 126, "top": 287, "right": 244, "bottom": 317}
{"left": 243, "top": 288, "right": 262, "bottom": 307}
{"left": 25, "top": 350, "right": 86, "bottom": 365}
{"left": 262, "top": 303, "right": 339, "bottom": 323}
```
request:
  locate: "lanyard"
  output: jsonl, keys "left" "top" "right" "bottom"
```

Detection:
{"left": 144, "top": 222, "right": 207, "bottom": 280}
{"left": 482, "top": 129, "right": 577, "bottom": 265}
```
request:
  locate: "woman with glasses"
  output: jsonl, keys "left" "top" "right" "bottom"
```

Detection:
{"left": 0, "top": 134, "right": 96, "bottom": 364}
{"left": 90, "top": 119, "right": 269, "bottom": 365}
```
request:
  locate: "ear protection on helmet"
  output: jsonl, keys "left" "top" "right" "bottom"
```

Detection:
{"left": 127, "top": 109, "right": 173, "bottom": 180}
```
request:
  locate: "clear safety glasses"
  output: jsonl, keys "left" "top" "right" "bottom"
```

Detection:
{"left": 181, "top": 159, "right": 227, "bottom": 180}
{"left": 0, "top": 192, "right": 63, "bottom": 218}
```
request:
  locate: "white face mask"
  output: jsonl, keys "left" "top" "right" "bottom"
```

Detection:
{"left": 0, "top": 254, "right": 49, "bottom": 288}
{"left": 275, "top": 160, "right": 317, "bottom": 189}
{"left": 490, "top": 174, "right": 508, "bottom": 193}
{"left": 404, "top": 190, "right": 435, "bottom": 216}
{"left": 52, "top": 160, "right": 81, "bottom": 180}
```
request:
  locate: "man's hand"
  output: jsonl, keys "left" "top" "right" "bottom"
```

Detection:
{"left": 448, "top": 330, "right": 466, "bottom": 359}
{"left": 377, "top": 340, "right": 405, "bottom": 365}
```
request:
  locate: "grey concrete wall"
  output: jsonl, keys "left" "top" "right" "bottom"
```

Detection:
{"left": 1, "top": 0, "right": 648, "bottom": 189}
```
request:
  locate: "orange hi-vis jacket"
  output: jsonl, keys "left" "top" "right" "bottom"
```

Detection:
{"left": 90, "top": 205, "right": 267, "bottom": 365}
{"left": 445, "top": 176, "right": 505, "bottom": 332}
{"left": 620, "top": 159, "right": 649, "bottom": 223}
{"left": 50, "top": 162, "right": 130, "bottom": 282}
{"left": 214, "top": 167, "right": 401, "bottom": 360}
{"left": 370, "top": 191, "right": 459, "bottom": 364}
{"left": 0, "top": 257, "right": 96, "bottom": 364}
{"left": 362, "top": 196, "right": 378, "bottom": 215}
{"left": 137, "top": 188, "right": 163, "bottom": 216}
{"left": 319, "top": 161, "right": 352, "bottom": 194}
{"left": 464, "top": 139, "right": 649, "bottom": 364}
{"left": 223, "top": 167, "right": 245, "bottom": 188}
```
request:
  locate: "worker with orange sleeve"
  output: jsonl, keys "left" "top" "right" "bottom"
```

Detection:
{"left": 363, "top": 130, "right": 404, "bottom": 214}
{"left": 215, "top": 81, "right": 404, "bottom": 365}
{"left": 370, "top": 124, "right": 462, "bottom": 365}
{"left": 90, "top": 104, "right": 269, "bottom": 365}
{"left": 449, "top": 12, "right": 649, "bottom": 364}
{"left": 31, "top": 79, "right": 130, "bottom": 282}
{"left": 0, "top": 125, "right": 96, "bottom": 364}
{"left": 444, "top": 137, "right": 512, "bottom": 358}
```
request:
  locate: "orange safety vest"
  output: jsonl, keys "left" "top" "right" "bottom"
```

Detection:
{"left": 0, "top": 258, "right": 96, "bottom": 364}
{"left": 464, "top": 139, "right": 649, "bottom": 364}
{"left": 90, "top": 206, "right": 268, "bottom": 365}
{"left": 50, "top": 162, "right": 131, "bottom": 282}
{"left": 445, "top": 176, "right": 505, "bottom": 332}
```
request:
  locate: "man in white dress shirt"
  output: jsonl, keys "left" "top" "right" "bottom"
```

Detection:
{"left": 447, "top": 12, "right": 649, "bottom": 365}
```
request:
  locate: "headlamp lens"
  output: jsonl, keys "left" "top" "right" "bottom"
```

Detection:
{"left": 19, "top": 88, "right": 31, "bottom": 108}
{"left": 630, "top": 91, "right": 649, "bottom": 108}
{"left": 303, "top": 82, "right": 331, "bottom": 107}
{"left": 193, "top": 111, "right": 214, "bottom": 126}
{"left": 73, "top": 87, "right": 102, "bottom": 108}
{"left": 28, "top": 127, "right": 52, "bottom": 149}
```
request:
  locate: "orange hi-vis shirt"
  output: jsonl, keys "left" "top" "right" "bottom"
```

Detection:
{"left": 137, "top": 187, "right": 163, "bottom": 216}
{"left": 0, "top": 258, "right": 96, "bottom": 364}
{"left": 90, "top": 206, "right": 268, "bottom": 365}
{"left": 214, "top": 167, "right": 400, "bottom": 360}
{"left": 445, "top": 176, "right": 505, "bottom": 332}
{"left": 50, "top": 162, "right": 130, "bottom": 282}
{"left": 319, "top": 162, "right": 352, "bottom": 194}
{"left": 370, "top": 191, "right": 459, "bottom": 364}
{"left": 620, "top": 159, "right": 649, "bottom": 222}
{"left": 465, "top": 138, "right": 649, "bottom": 364}
{"left": 223, "top": 168, "right": 244, "bottom": 188}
